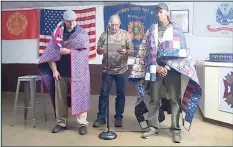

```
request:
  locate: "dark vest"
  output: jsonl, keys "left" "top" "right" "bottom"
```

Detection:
{"left": 57, "top": 25, "right": 75, "bottom": 77}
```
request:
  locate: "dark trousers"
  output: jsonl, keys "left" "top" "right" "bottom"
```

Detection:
{"left": 97, "top": 72, "right": 127, "bottom": 121}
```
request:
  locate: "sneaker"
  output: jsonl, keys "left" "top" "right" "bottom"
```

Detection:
{"left": 79, "top": 125, "right": 87, "bottom": 135}
{"left": 172, "top": 130, "right": 182, "bottom": 143}
{"left": 141, "top": 127, "right": 158, "bottom": 139}
{"left": 52, "top": 124, "right": 67, "bottom": 133}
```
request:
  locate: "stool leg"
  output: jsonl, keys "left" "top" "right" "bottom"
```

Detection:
{"left": 41, "top": 81, "right": 47, "bottom": 121}
{"left": 30, "top": 80, "right": 36, "bottom": 127}
{"left": 11, "top": 80, "right": 21, "bottom": 126}
{"left": 24, "top": 82, "right": 30, "bottom": 120}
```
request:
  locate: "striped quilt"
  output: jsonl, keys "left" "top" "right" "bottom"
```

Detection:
{"left": 37, "top": 22, "right": 90, "bottom": 116}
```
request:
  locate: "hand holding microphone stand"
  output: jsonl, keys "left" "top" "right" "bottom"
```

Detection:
{"left": 98, "top": 23, "right": 117, "bottom": 140}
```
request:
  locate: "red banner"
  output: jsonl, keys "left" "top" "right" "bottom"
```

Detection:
{"left": 2, "top": 9, "right": 39, "bottom": 40}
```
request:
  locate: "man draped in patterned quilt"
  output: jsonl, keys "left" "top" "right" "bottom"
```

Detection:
{"left": 128, "top": 3, "right": 202, "bottom": 143}
{"left": 38, "top": 10, "right": 90, "bottom": 135}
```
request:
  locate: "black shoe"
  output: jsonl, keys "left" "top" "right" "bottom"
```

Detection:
{"left": 52, "top": 125, "right": 67, "bottom": 133}
{"left": 93, "top": 119, "right": 106, "bottom": 128}
{"left": 79, "top": 125, "right": 87, "bottom": 135}
{"left": 115, "top": 119, "right": 122, "bottom": 127}
{"left": 158, "top": 108, "right": 165, "bottom": 123}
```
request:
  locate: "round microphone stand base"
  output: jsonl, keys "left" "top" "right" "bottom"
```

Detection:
{"left": 99, "top": 130, "right": 117, "bottom": 140}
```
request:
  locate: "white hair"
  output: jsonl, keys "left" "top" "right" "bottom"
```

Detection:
{"left": 108, "top": 14, "right": 121, "bottom": 23}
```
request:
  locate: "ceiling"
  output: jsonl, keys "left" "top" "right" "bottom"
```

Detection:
{"left": 1, "top": 0, "right": 224, "bottom": 10}
{"left": 1, "top": 1, "right": 131, "bottom": 9}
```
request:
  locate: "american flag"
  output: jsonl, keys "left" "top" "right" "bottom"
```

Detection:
{"left": 39, "top": 8, "right": 96, "bottom": 59}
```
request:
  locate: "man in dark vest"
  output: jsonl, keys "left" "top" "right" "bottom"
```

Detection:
{"left": 38, "top": 10, "right": 91, "bottom": 135}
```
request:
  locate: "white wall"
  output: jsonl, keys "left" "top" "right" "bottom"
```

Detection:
{"left": 2, "top": 2, "right": 233, "bottom": 64}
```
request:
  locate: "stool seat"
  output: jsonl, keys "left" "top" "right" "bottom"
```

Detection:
{"left": 18, "top": 75, "right": 42, "bottom": 80}
{"left": 11, "top": 75, "right": 47, "bottom": 127}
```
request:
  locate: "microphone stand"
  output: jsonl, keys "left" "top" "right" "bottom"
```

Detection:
{"left": 99, "top": 25, "right": 117, "bottom": 140}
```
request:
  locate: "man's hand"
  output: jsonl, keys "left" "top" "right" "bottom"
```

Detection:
{"left": 117, "top": 49, "right": 127, "bottom": 55}
{"left": 156, "top": 66, "right": 164, "bottom": 73}
{"left": 126, "top": 49, "right": 134, "bottom": 55}
{"left": 159, "top": 68, "right": 168, "bottom": 78}
{"left": 61, "top": 48, "right": 71, "bottom": 55}
{"left": 53, "top": 70, "right": 61, "bottom": 80}
{"left": 97, "top": 47, "right": 105, "bottom": 55}
{"left": 157, "top": 66, "right": 168, "bottom": 78}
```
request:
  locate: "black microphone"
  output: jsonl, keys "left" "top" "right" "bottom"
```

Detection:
{"left": 106, "top": 22, "right": 111, "bottom": 30}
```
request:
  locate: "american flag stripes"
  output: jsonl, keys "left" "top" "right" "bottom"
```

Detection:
{"left": 39, "top": 7, "right": 96, "bottom": 59}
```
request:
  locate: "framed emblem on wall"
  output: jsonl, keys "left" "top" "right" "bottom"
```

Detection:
{"left": 170, "top": 10, "right": 189, "bottom": 33}
{"left": 219, "top": 67, "right": 233, "bottom": 114}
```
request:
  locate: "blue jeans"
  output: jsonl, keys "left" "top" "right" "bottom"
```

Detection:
{"left": 97, "top": 72, "right": 127, "bottom": 121}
